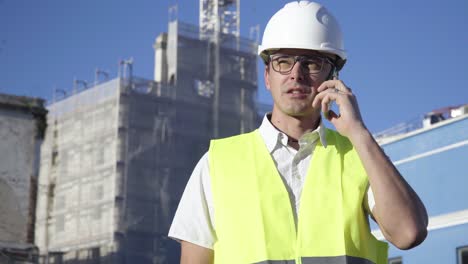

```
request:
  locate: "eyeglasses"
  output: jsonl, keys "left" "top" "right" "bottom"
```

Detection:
{"left": 269, "top": 54, "right": 334, "bottom": 74}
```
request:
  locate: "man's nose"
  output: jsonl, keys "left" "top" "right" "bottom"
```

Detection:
{"left": 289, "top": 61, "right": 307, "bottom": 80}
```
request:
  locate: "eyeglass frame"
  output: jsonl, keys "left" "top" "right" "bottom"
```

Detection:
{"left": 268, "top": 54, "right": 336, "bottom": 75}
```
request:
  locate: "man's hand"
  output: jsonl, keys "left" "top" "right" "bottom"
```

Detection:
{"left": 312, "top": 79, "right": 428, "bottom": 249}
{"left": 312, "top": 79, "right": 366, "bottom": 140}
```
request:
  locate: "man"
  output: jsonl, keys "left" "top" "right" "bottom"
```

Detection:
{"left": 169, "top": 1, "right": 428, "bottom": 263}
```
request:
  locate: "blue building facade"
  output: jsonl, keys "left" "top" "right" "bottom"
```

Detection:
{"left": 372, "top": 107, "right": 468, "bottom": 264}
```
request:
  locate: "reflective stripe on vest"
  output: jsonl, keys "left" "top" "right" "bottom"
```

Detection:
{"left": 209, "top": 129, "right": 388, "bottom": 264}
{"left": 254, "top": 256, "right": 376, "bottom": 264}
{"left": 301, "top": 256, "right": 376, "bottom": 264}
{"left": 254, "top": 261, "right": 295, "bottom": 264}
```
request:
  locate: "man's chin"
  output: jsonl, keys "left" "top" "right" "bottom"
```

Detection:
{"left": 285, "top": 108, "right": 319, "bottom": 118}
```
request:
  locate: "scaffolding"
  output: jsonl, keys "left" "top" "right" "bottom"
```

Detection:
{"left": 36, "top": 37, "right": 258, "bottom": 264}
{"left": 199, "top": 0, "right": 240, "bottom": 38}
{"left": 35, "top": 0, "right": 260, "bottom": 261}
{"left": 169, "top": 20, "right": 258, "bottom": 136}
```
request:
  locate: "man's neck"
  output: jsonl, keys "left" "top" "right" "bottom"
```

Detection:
{"left": 270, "top": 109, "right": 321, "bottom": 141}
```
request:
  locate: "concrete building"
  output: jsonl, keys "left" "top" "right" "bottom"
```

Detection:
{"left": 0, "top": 93, "right": 47, "bottom": 263}
{"left": 35, "top": 0, "right": 259, "bottom": 263}
{"left": 372, "top": 104, "right": 468, "bottom": 264}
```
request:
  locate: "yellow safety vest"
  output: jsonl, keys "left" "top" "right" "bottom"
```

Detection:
{"left": 208, "top": 129, "right": 388, "bottom": 264}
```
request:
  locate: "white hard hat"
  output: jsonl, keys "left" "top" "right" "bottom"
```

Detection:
{"left": 259, "top": 1, "right": 347, "bottom": 70}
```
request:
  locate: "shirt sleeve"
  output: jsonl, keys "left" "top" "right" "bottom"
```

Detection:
{"left": 168, "top": 152, "right": 216, "bottom": 249}
{"left": 363, "top": 184, "right": 376, "bottom": 216}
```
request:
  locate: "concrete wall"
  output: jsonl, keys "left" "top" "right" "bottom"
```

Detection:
{"left": 0, "top": 93, "right": 46, "bottom": 246}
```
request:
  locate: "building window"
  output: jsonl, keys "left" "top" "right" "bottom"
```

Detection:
{"left": 90, "top": 247, "right": 100, "bottom": 263}
{"left": 458, "top": 245, "right": 468, "bottom": 264}
{"left": 55, "top": 195, "right": 66, "bottom": 210}
{"left": 92, "top": 207, "right": 102, "bottom": 220}
{"left": 388, "top": 257, "right": 402, "bottom": 264}
{"left": 56, "top": 215, "right": 65, "bottom": 232}
{"left": 94, "top": 185, "right": 104, "bottom": 200}
{"left": 96, "top": 147, "right": 105, "bottom": 165}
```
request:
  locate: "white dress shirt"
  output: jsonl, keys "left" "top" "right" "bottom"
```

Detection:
{"left": 168, "top": 115, "right": 375, "bottom": 249}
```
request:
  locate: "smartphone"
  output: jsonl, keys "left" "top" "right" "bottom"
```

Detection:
{"left": 324, "top": 69, "right": 339, "bottom": 119}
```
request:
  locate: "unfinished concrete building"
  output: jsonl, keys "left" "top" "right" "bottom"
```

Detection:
{"left": 0, "top": 93, "right": 47, "bottom": 263}
{"left": 35, "top": 0, "right": 259, "bottom": 263}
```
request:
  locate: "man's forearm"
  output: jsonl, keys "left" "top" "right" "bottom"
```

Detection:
{"left": 181, "top": 241, "right": 214, "bottom": 264}
{"left": 349, "top": 128, "right": 428, "bottom": 249}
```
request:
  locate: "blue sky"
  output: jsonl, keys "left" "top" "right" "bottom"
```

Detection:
{"left": 1, "top": 0, "right": 467, "bottom": 133}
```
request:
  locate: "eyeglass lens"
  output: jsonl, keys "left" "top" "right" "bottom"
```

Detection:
{"left": 271, "top": 55, "right": 325, "bottom": 74}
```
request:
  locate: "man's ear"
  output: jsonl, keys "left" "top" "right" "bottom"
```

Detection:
{"left": 264, "top": 66, "right": 271, "bottom": 91}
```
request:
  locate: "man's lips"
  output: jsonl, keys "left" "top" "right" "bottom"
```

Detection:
{"left": 286, "top": 87, "right": 310, "bottom": 94}
{"left": 285, "top": 88, "right": 310, "bottom": 99}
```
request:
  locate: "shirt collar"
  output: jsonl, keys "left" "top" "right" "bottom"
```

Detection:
{"left": 258, "top": 113, "right": 328, "bottom": 153}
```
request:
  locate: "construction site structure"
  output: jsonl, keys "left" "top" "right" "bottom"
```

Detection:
{"left": 34, "top": 0, "right": 259, "bottom": 263}
{"left": 0, "top": 93, "right": 47, "bottom": 263}
{"left": 199, "top": 0, "right": 240, "bottom": 38}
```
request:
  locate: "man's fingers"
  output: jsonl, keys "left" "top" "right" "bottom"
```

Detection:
{"left": 317, "top": 79, "right": 351, "bottom": 94}
{"left": 321, "top": 96, "right": 329, "bottom": 115}
{"left": 320, "top": 92, "right": 337, "bottom": 116}
{"left": 313, "top": 88, "right": 339, "bottom": 112}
